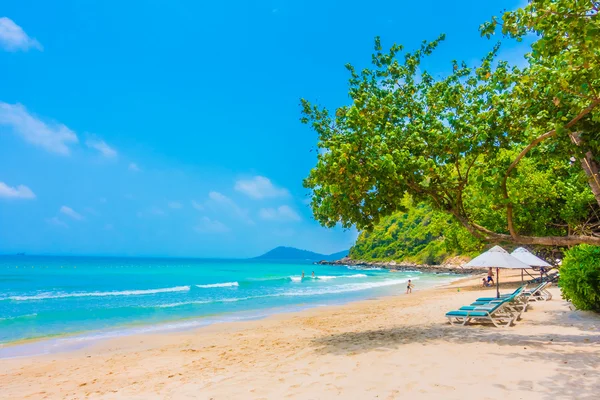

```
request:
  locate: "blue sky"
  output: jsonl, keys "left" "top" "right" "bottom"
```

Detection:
{"left": 0, "top": 1, "right": 529, "bottom": 258}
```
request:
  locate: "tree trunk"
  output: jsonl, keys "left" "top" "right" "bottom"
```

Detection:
{"left": 451, "top": 212, "right": 600, "bottom": 246}
{"left": 570, "top": 132, "right": 600, "bottom": 208}
{"left": 579, "top": 152, "right": 600, "bottom": 207}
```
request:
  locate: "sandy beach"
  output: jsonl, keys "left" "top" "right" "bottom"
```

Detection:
{"left": 2, "top": 273, "right": 599, "bottom": 400}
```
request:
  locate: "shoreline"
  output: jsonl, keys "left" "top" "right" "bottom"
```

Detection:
{"left": 0, "top": 274, "right": 471, "bottom": 357}
{"left": 3, "top": 272, "right": 598, "bottom": 399}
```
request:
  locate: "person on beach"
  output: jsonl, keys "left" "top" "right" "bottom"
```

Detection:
{"left": 487, "top": 268, "right": 495, "bottom": 285}
{"left": 482, "top": 277, "right": 489, "bottom": 287}
{"left": 406, "top": 279, "right": 414, "bottom": 294}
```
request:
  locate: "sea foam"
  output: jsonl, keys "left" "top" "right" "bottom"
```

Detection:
{"left": 8, "top": 286, "right": 191, "bottom": 301}
{"left": 152, "top": 278, "right": 415, "bottom": 308}
{"left": 196, "top": 282, "right": 239, "bottom": 288}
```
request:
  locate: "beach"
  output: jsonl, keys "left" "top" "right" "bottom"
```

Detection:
{"left": 1, "top": 274, "right": 599, "bottom": 400}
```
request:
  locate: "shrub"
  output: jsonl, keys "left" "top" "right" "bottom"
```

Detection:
{"left": 559, "top": 245, "right": 600, "bottom": 312}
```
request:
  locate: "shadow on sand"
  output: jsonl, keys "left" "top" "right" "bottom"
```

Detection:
{"left": 310, "top": 304, "right": 600, "bottom": 400}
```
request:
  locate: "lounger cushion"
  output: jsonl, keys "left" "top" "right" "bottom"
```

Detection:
{"left": 446, "top": 310, "right": 489, "bottom": 317}
{"left": 460, "top": 305, "right": 495, "bottom": 311}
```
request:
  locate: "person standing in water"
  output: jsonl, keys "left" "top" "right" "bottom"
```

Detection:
{"left": 406, "top": 279, "right": 414, "bottom": 294}
{"left": 312, "top": 271, "right": 315, "bottom": 278}
{"left": 301, "top": 271, "right": 305, "bottom": 279}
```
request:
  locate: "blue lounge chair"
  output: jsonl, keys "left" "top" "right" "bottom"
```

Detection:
{"left": 446, "top": 301, "right": 515, "bottom": 327}
{"left": 460, "top": 288, "right": 528, "bottom": 320}
{"left": 475, "top": 285, "right": 527, "bottom": 302}
{"left": 523, "top": 282, "right": 552, "bottom": 302}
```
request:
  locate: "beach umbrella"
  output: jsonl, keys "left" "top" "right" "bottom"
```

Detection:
{"left": 464, "top": 245, "right": 530, "bottom": 298}
{"left": 511, "top": 247, "right": 552, "bottom": 282}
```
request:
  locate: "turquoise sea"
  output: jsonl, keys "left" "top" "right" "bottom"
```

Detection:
{"left": 0, "top": 256, "right": 455, "bottom": 356}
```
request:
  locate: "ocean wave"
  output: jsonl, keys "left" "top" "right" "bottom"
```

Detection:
{"left": 284, "top": 277, "right": 417, "bottom": 296}
{"left": 151, "top": 278, "right": 415, "bottom": 309}
{"left": 315, "top": 275, "right": 336, "bottom": 280}
{"left": 289, "top": 276, "right": 302, "bottom": 282}
{"left": 8, "top": 286, "right": 191, "bottom": 301}
{"left": 316, "top": 274, "right": 367, "bottom": 280}
{"left": 0, "top": 313, "right": 38, "bottom": 322}
{"left": 196, "top": 282, "right": 239, "bottom": 289}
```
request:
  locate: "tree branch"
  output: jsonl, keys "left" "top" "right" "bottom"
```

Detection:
{"left": 501, "top": 98, "right": 600, "bottom": 239}
{"left": 451, "top": 210, "right": 600, "bottom": 246}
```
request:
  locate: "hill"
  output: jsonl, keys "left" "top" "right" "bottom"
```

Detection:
{"left": 255, "top": 246, "right": 349, "bottom": 261}
{"left": 350, "top": 196, "right": 483, "bottom": 265}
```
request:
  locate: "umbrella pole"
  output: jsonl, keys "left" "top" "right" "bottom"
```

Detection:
{"left": 521, "top": 269, "right": 523, "bottom": 283}
{"left": 496, "top": 267, "right": 500, "bottom": 299}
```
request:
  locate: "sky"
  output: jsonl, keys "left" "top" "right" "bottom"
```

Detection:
{"left": 0, "top": 0, "right": 530, "bottom": 258}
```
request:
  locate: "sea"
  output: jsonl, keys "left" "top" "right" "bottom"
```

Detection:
{"left": 0, "top": 256, "right": 457, "bottom": 357}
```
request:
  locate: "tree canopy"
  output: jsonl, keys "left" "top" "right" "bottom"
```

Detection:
{"left": 301, "top": 0, "right": 600, "bottom": 247}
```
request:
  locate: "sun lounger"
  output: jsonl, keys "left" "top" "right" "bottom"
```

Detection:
{"left": 475, "top": 285, "right": 528, "bottom": 302}
{"left": 460, "top": 288, "right": 529, "bottom": 320}
{"left": 446, "top": 300, "right": 515, "bottom": 327}
{"left": 524, "top": 282, "right": 552, "bottom": 301}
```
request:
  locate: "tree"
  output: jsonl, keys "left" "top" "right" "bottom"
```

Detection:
{"left": 481, "top": 0, "right": 600, "bottom": 233}
{"left": 350, "top": 195, "right": 483, "bottom": 264}
{"left": 301, "top": 0, "right": 600, "bottom": 247}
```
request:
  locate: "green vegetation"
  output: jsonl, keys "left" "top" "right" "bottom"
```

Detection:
{"left": 301, "top": 0, "right": 600, "bottom": 248}
{"left": 350, "top": 196, "right": 483, "bottom": 264}
{"left": 559, "top": 244, "right": 600, "bottom": 311}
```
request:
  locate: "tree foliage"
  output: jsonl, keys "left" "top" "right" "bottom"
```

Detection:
{"left": 560, "top": 244, "right": 600, "bottom": 311}
{"left": 301, "top": 0, "right": 600, "bottom": 247}
{"left": 350, "top": 196, "right": 483, "bottom": 264}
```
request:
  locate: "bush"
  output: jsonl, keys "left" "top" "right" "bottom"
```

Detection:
{"left": 559, "top": 245, "right": 600, "bottom": 312}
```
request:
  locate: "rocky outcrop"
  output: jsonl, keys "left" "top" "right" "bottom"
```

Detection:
{"left": 316, "top": 256, "right": 484, "bottom": 275}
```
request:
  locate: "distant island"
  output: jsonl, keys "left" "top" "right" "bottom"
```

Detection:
{"left": 254, "top": 246, "right": 349, "bottom": 261}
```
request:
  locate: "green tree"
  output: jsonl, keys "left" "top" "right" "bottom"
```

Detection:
{"left": 301, "top": 0, "right": 600, "bottom": 247}
{"left": 350, "top": 196, "right": 483, "bottom": 264}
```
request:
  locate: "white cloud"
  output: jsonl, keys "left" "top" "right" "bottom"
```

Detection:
{"left": 128, "top": 163, "right": 141, "bottom": 172}
{"left": 46, "top": 217, "right": 67, "bottom": 228}
{"left": 208, "top": 191, "right": 254, "bottom": 224}
{"left": 0, "top": 102, "right": 78, "bottom": 155}
{"left": 259, "top": 205, "right": 301, "bottom": 222}
{"left": 191, "top": 200, "right": 204, "bottom": 211}
{"left": 0, "top": 181, "right": 35, "bottom": 199}
{"left": 0, "top": 17, "right": 42, "bottom": 52}
{"left": 60, "top": 206, "right": 84, "bottom": 220}
{"left": 234, "top": 176, "right": 289, "bottom": 199}
{"left": 168, "top": 201, "right": 182, "bottom": 209}
{"left": 194, "top": 217, "right": 229, "bottom": 234}
{"left": 86, "top": 137, "right": 117, "bottom": 158}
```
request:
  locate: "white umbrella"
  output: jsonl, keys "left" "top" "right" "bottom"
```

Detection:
{"left": 464, "top": 245, "right": 530, "bottom": 298}
{"left": 510, "top": 247, "right": 552, "bottom": 267}
{"left": 511, "top": 247, "right": 552, "bottom": 282}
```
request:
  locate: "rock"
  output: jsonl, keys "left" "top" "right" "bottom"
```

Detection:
{"left": 315, "top": 257, "right": 484, "bottom": 275}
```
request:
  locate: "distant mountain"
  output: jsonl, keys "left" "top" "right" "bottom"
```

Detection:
{"left": 254, "top": 246, "right": 349, "bottom": 261}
